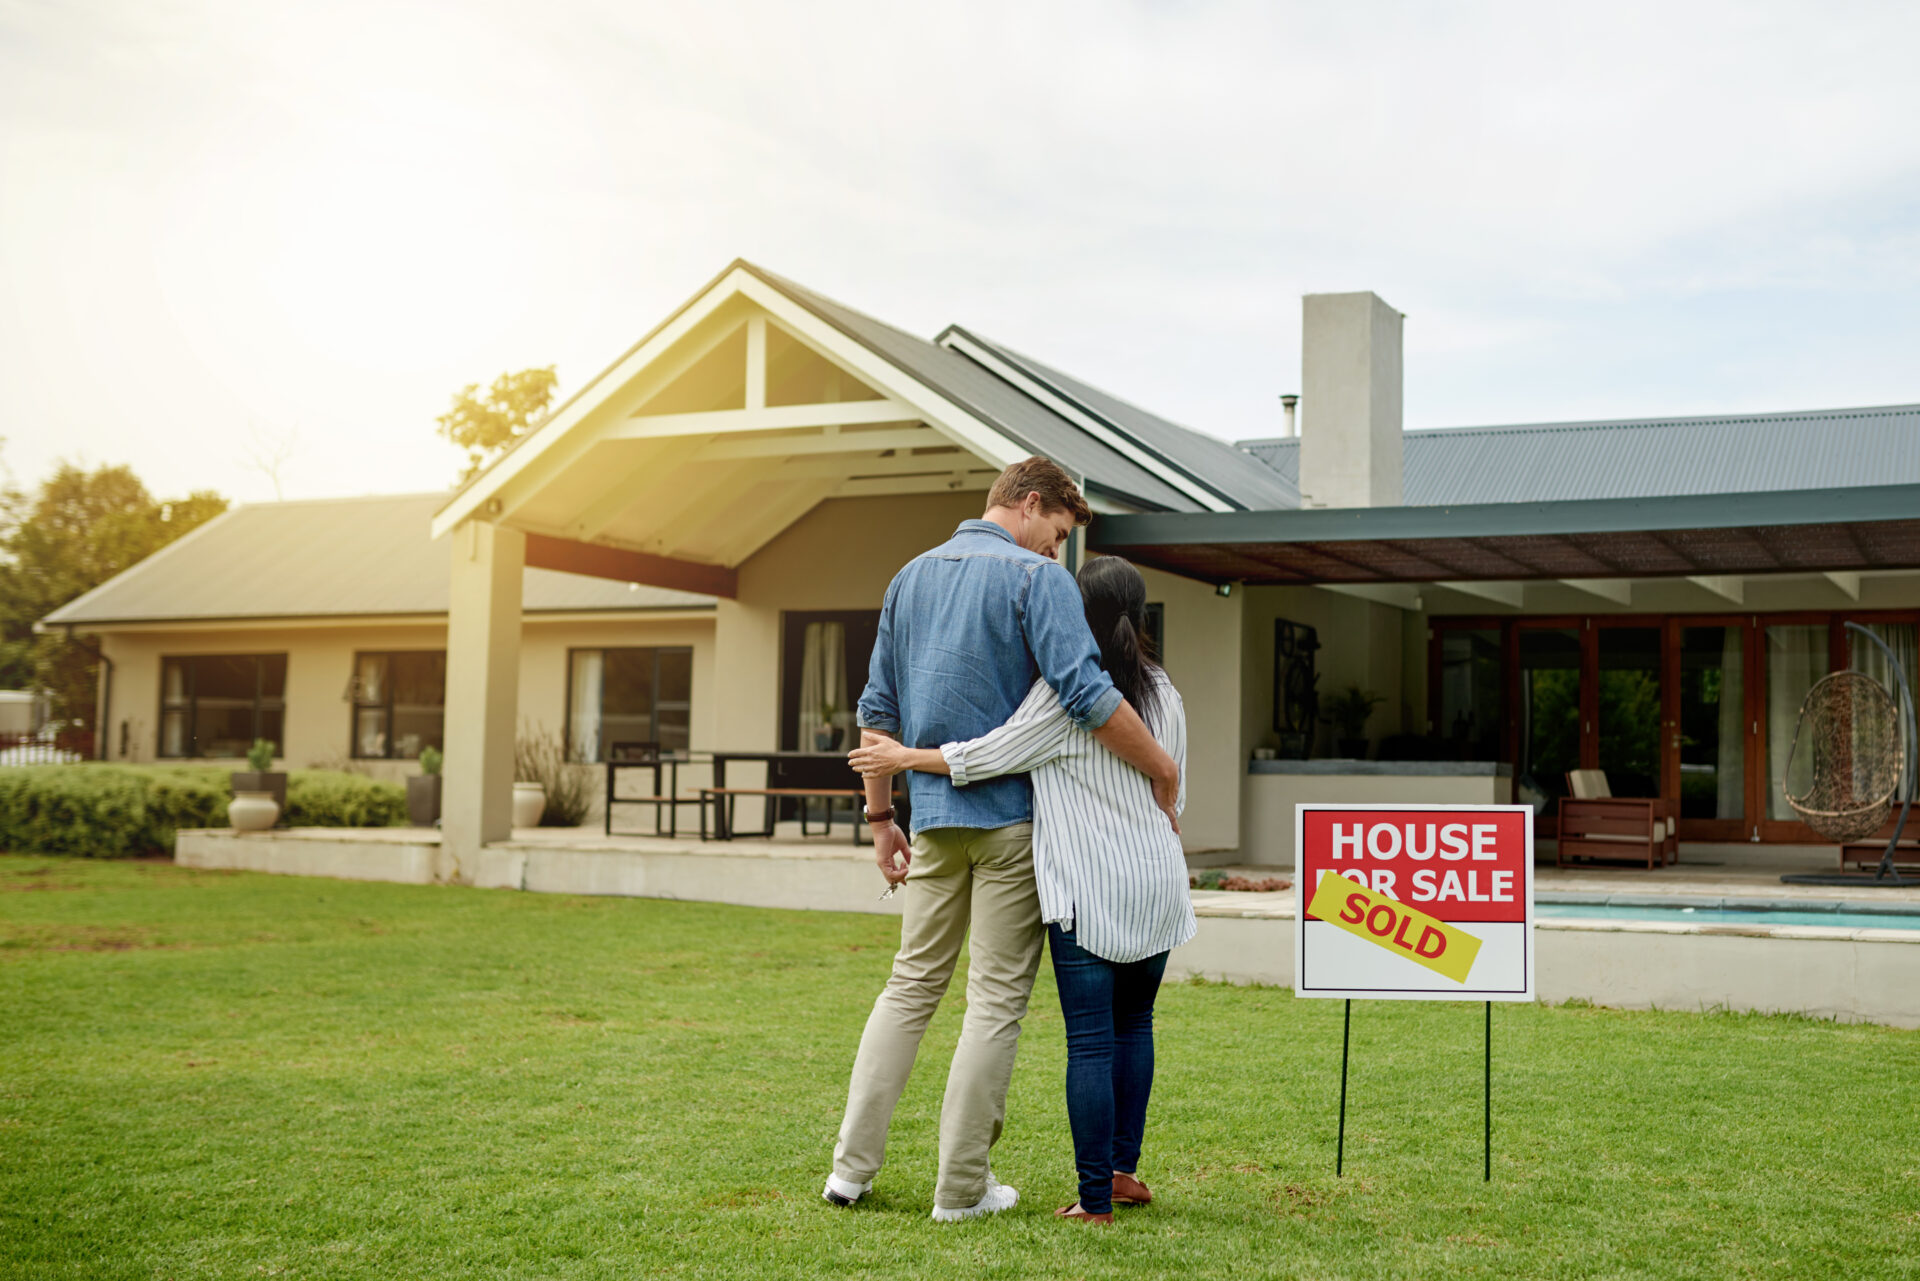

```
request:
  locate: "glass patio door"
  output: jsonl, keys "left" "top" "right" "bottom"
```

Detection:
{"left": 1594, "top": 624, "right": 1663, "bottom": 800}
{"left": 1666, "top": 620, "right": 1751, "bottom": 841}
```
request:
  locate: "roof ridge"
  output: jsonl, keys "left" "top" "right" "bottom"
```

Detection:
{"left": 1236, "top": 401, "right": 1920, "bottom": 450}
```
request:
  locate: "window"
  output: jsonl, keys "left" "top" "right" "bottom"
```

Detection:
{"left": 351, "top": 652, "right": 447, "bottom": 759}
{"left": 1435, "top": 625, "right": 1502, "bottom": 761}
{"left": 159, "top": 654, "right": 287, "bottom": 759}
{"left": 568, "top": 648, "right": 692, "bottom": 762}
{"left": 780, "top": 612, "right": 880, "bottom": 751}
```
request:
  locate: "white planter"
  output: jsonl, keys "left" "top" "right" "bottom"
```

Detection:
{"left": 512, "top": 782, "right": 546, "bottom": 829}
{"left": 227, "top": 791, "right": 280, "bottom": 832}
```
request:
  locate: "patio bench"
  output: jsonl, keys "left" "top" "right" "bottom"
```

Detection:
{"left": 1840, "top": 809, "right": 1920, "bottom": 871}
{"left": 700, "top": 787, "right": 867, "bottom": 845}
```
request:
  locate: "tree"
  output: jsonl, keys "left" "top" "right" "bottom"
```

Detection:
{"left": 0, "top": 463, "right": 227, "bottom": 746}
{"left": 436, "top": 367, "right": 559, "bottom": 481}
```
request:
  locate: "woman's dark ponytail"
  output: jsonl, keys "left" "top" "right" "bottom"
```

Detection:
{"left": 1075, "top": 556, "right": 1162, "bottom": 728}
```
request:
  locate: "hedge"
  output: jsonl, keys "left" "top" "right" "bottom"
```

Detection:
{"left": 0, "top": 765, "right": 405, "bottom": 857}
{"left": 284, "top": 771, "right": 406, "bottom": 829}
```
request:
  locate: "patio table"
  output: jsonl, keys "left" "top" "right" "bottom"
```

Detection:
{"left": 703, "top": 750, "right": 883, "bottom": 842}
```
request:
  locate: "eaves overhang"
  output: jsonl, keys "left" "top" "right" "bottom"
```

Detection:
{"left": 1088, "top": 483, "right": 1920, "bottom": 585}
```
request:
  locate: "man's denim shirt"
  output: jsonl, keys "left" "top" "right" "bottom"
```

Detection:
{"left": 857, "top": 520, "right": 1123, "bottom": 835}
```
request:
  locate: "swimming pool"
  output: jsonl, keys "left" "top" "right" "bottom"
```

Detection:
{"left": 1536, "top": 898, "right": 1920, "bottom": 932}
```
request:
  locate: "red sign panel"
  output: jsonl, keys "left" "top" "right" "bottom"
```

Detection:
{"left": 1298, "top": 807, "right": 1530, "bottom": 923}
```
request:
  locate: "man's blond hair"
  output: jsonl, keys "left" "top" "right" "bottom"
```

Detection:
{"left": 985, "top": 456, "right": 1091, "bottom": 527}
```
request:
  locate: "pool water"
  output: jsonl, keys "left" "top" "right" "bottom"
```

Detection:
{"left": 1536, "top": 903, "right": 1920, "bottom": 931}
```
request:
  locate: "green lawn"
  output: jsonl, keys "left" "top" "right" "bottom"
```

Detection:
{"left": 1, "top": 855, "right": 1916, "bottom": 1280}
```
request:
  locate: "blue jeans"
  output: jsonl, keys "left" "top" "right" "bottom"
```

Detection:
{"left": 1047, "top": 923, "right": 1169, "bottom": 1215}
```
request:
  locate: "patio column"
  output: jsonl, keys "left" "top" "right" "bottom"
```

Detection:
{"left": 440, "top": 519, "right": 524, "bottom": 884}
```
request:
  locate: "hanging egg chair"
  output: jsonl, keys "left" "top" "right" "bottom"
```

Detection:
{"left": 1781, "top": 671, "right": 1906, "bottom": 842}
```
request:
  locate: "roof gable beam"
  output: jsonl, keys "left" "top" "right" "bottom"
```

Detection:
{"left": 606, "top": 398, "right": 919, "bottom": 441}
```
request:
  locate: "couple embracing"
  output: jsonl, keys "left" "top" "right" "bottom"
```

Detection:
{"left": 821, "top": 456, "right": 1196, "bottom": 1225}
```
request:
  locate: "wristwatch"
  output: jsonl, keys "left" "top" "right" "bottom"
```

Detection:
{"left": 863, "top": 805, "right": 896, "bottom": 825}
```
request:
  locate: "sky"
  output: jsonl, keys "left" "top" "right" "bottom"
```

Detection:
{"left": 3, "top": 0, "right": 1919, "bottom": 506}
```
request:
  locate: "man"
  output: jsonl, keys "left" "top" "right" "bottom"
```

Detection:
{"left": 822, "top": 455, "right": 1180, "bottom": 1221}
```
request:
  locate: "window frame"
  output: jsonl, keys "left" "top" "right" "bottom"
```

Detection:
{"left": 348, "top": 650, "right": 449, "bottom": 760}
{"left": 564, "top": 646, "right": 695, "bottom": 763}
{"left": 156, "top": 653, "right": 289, "bottom": 760}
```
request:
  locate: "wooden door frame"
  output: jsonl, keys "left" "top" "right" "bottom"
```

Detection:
{"left": 1662, "top": 615, "right": 1752, "bottom": 843}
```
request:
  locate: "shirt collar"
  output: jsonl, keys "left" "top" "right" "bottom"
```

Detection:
{"left": 956, "top": 518, "right": 1016, "bottom": 546}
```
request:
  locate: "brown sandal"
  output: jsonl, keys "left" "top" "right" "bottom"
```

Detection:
{"left": 1055, "top": 1203, "right": 1114, "bottom": 1225}
{"left": 1111, "top": 1172, "right": 1152, "bottom": 1206}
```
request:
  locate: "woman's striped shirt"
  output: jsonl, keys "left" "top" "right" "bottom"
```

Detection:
{"left": 940, "top": 671, "right": 1195, "bottom": 964}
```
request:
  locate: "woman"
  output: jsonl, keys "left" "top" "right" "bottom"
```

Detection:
{"left": 849, "top": 555, "right": 1194, "bottom": 1226}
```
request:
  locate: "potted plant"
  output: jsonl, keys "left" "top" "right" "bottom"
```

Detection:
{"left": 814, "top": 701, "right": 842, "bottom": 752}
{"left": 1325, "top": 687, "right": 1383, "bottom": 760}
{"left": 228, "top": 738, "right": 284, "bottom": 832}
{"left": 408, "top": 746, "right": 443, "bottom": 828}
{"left": 512, "top": 744, "right": 547, "bottom": 830}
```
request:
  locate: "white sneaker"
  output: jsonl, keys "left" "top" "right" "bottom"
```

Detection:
{"left": 930, "top": 1171, "right": 1019, "bottom": 1222}
{"left": 822, "top": 1173, "right": 872, "bottom": 1207}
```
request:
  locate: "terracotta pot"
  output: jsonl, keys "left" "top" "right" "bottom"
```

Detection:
{"left": 227, "top": 791, "right": 280, "bottom": 832}
{"left": 512, "top": 782, "right": 546, "bottom": 829}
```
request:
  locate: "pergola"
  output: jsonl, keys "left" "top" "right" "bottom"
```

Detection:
{"left": 1091, "top": 482, "right": 1920, "bottom": 609}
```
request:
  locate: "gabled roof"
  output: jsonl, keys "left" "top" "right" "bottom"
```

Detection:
{"left": 42, "top": 493, "right": 713, "bottom": 628}
{"left": 939, "top": 328, "right": 1300, "bottom": 511}
{"left": 747, "top": 266, "right": 1209, "bottom": 511}
{"left": 1240, "top": 403, "right": 1920, "bottom": 505}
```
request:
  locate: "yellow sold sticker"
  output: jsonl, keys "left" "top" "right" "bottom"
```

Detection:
{"left": 1306, "top": 871, "right": 1483, "bottom": 985}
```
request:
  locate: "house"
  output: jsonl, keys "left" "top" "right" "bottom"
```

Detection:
{"left": 42, "top": 261, "right": 1920, "bottom": 874}
{"left": 39, "top": 492, "right": 715, "bottom": 779}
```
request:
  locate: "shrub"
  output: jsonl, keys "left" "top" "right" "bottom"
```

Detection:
{"left": 515, "top": 728, "right": 593, "bottom": 826}
{"left": 0, "top": 765, "right": 226, "bottom": 857}
{"left": 284, "top": 771, "right": 406, "bottom": 828}
{"left": 0, "top": 765, "right": 406, "bottom": 856}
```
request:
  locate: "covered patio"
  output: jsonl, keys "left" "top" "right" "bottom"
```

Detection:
{"left": 1094, "top": 482, "right": 1920, "bottom": 866}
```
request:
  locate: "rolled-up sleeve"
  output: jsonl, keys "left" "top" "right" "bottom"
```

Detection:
{"left": 1021, "top": 562, "right": 1121, "bottom": 729}
{"left": 856, "top": 580, "right": 902, "bottom": 734}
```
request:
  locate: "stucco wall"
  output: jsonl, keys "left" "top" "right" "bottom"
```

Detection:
{"left": 98, "top": 614, "right": 716, "bottom": 777}
{"left": 1139, "top": 566, "right": 1242, "bottom": 852}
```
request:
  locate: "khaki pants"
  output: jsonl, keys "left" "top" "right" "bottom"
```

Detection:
{"left": 831, "top": 823, "right": 1043, "bottom": 1209}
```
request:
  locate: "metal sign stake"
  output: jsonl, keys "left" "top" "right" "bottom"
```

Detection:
{"left": 1336, "top": 999, "right": 1351, "bottom": 1177}
{"left": 1484, "top": 1000, "right": 1492, "bottom": 1181}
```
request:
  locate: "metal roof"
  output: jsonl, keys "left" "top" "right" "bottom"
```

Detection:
{"left": 1090, "top": 483, "right": 1920, "bottom": 586}
{"left": 937, "top": 328, "right": 1301, "bottom": 511}
{"left": 1239, "top": 403, "right": 1920, "bottom": 506}
{"left": 42, "top": 492, "right": 713, "bottom": 628}
{"left": 746, "top": 265, "right": 1204, "bottom": 512}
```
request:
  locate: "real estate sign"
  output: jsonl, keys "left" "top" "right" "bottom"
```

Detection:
{"left": 1294, "top": 804, "right": 1534, "bottom": 1001}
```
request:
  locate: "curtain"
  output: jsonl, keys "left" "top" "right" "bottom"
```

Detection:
{"left": 1856, "top": 623, "right": 1918, "bottom": 801}
{"left": 798, "top": 622, "right": 848, "bottom": 749}
{"left": 1716, "top": 627, "right": 1746, "bottom": 818}
{"left": 570, "top": 650, "right": 604, "bottom": 763}
{"left": 1766, "top": 625, "right": 1828, "bottom": 820}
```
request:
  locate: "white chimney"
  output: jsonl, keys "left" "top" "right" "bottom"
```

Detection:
{"left": 1297, "top": 292, "right": 1403, "bottom": 508}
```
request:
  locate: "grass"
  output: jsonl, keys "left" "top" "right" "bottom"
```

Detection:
{"left": 1, "top": 855, "right": 1917, "bottom": 1280}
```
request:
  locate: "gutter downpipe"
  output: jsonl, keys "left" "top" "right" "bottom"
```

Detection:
{"left": 61, "top": 624, "right": 112, "bottom": 761}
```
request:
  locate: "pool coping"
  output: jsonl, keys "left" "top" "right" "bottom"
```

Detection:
{"left": 1186, "top": 889, "right": 1920, "bottom": 945}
